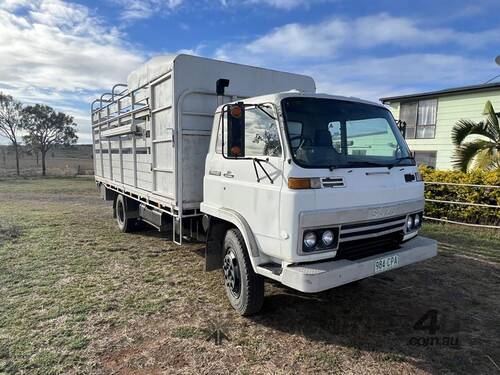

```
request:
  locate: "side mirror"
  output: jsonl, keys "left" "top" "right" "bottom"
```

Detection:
{"left": 396, "top": 119, "right": 407, "bottom": 138}
{"left": 226, "top": 103, "right": 245, "bottom": 157}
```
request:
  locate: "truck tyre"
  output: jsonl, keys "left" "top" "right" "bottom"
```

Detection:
{"left": 115, "top": 194, "right": 135, "bottom": 233}
{"left": 223, "top": 228, "right": 264, "bottom": 315}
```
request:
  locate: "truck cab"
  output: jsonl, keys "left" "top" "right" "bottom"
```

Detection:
{"left": 201, "top": 91, "right": 437, "bottom": 315}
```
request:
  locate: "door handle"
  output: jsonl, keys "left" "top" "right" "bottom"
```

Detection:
{"left": 223, "top": 171, "right": 234, "bottom": 178}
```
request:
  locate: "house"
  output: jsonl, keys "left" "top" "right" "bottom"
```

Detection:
{"left": 380, "top": 82, "right": 500, "bottom": 170}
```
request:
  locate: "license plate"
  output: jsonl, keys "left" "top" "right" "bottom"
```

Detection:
{"left": 374, "top": 254, "right": 399, "bottom": 273}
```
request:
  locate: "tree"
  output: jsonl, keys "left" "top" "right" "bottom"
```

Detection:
{"left": 22, "top": 104, "right": 78, "bottom": 176}
{"left": 24, "top": 137, "right": 41, "bottom": 166}
{"left": 0, "top": 93, "right": 24, "bottom": 175}
{"left": 452, "top": 100, "right": 500, "bottom": 172}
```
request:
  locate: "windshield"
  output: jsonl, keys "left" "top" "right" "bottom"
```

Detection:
{"left": 282, "top": 97, "right": 413, "bottom": 169}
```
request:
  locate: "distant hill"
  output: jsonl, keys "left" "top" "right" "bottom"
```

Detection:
{"left": 0, "top": 144, "right": 94, "bottom": 177}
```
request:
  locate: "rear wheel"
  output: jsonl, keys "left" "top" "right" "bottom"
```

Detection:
{"left": 115, "top": 195, "right": 135, "bottom": 233}
{"left": 223, "top": 229, "right": 264, "bottom": 315}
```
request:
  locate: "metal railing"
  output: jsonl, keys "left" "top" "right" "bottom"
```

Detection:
{"left": 423, "top": 181, "right": 500, "bottom": 229}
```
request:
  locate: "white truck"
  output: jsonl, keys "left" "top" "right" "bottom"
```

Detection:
{"left": 92, "top": 54, "right": 437, "bottom": 315}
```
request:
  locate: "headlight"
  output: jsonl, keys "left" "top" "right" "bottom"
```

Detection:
{"left": 322, "top": 230, "right": 334, "bottom": 246}
{"left": 406, "top": 216, "right": 414, "bottom": 230}
{"left": 303, "top": 231, "right": 317, "bottom": 248}
{"left": 414, "top": 214, "right": 421, "bottom": 228}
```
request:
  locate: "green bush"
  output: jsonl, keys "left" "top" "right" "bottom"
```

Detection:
{"left": 419, "top": 166, "right": 500, "bottom": 226}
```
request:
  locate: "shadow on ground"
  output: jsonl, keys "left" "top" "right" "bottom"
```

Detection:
{"left": 253, "top": 252, "right": 499, "bottom": 374}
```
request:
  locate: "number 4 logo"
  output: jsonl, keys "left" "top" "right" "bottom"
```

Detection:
{"left": 413, "top": 309, "right": 440, "bottom": 335}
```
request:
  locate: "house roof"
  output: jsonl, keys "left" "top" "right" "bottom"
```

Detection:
{"left": 380, "top": 82, "right": 500, "bottom": 103}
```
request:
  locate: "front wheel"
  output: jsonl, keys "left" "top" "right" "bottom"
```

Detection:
{"left": 223, "top": 229, "right": 264, "bottom": 316}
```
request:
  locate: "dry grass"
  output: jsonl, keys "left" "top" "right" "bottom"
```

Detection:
{"left": 0, "top": 145, "right": 93, "bottom": 177}
{"left": 0, "top": 177, "right": 498, "bottom": 374}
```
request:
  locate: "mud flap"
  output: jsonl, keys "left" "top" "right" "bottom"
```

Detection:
{"left": 205, "top": 221, "right": 227, "bottom": 272}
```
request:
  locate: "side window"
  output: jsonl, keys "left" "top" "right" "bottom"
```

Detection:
{"left": 216, "top": 114, "right": 225, "bottom": 154}
{"left": 245, "top": 107, "right": 282, "bottom": 157}
{"left": 216, "top": 106, "right": 282, "bottom": 157}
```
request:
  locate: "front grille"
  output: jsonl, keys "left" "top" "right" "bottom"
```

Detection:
{"left": 339, "top": 215, "right": 406, "bottom": 242}
{"left": 336, "top": 232, "right": 402, "bottom": 260}
{"left": 333, "top": 215, "right": 407, "bottom": 260}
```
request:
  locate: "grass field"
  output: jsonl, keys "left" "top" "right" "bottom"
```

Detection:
{"left": 0, "top": 177, "right": 499, "bottom": 374}
{"left": 0, "top": 145, "right": 93, "bottom": 177}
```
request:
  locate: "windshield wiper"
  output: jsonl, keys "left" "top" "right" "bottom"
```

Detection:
{"left": 344, "top": 161, "right": 389, "bottom": 168}
{"left": 325, "top": 161, "right": 386, "bottom": 170}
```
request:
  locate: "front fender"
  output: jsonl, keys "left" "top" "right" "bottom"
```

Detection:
{"left": 201, "top": 203, "right": 261, "bottom": 271}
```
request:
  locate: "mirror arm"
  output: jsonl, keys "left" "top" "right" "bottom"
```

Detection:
{"left": 252, "top": 158, "right": 273, "bottom": 184}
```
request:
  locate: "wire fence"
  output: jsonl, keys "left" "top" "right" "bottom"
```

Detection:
{"left": 423, "top": 181, "right": 500, "bottom": 229}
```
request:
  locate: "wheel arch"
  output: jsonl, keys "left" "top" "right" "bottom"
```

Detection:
{"left": 205, "top": 208, "right": 260, "bottom": 272}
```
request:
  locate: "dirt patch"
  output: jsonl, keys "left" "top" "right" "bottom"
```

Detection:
{"left": 93, "top": 252, "right": 499, "bottom": 374}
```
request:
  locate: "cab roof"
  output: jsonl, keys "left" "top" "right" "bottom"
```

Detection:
{"left": 216, "top": 91, "right": 385, "bottom": 112}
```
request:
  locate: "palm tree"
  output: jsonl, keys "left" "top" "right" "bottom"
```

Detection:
{"left": 452, "top": 100, "right": 500, "bottom": 171}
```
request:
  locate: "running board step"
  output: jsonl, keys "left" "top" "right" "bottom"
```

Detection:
{"left": 258, "top": 263, "right": 283, "bottom": 276}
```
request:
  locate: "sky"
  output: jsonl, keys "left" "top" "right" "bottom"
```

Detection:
{"left": 0, "top": 0, "right": 499, "bottom": 144}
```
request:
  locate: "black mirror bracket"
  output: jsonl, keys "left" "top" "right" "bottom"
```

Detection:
{"left": 253, "top": 158, "right": 273, "bottom": 184}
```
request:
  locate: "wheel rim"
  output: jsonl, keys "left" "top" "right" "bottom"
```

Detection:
{"left": 223, "top": 249, "right": 241, "bottom": 298}
{"left": 117, "top": 200, "right": 125, "bottom": 224}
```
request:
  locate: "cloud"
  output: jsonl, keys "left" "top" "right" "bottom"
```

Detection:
{"left": 307, "top": 54, "right": 499, "bottom": 102}
{"left": 111, "top": 0, "right": 184, "bottom": 21}
{"left": 221, "top": 13, "right": 500, "bottom": 61}
{"left": 245, "top": 0, "right": 315, "bottom": 9}
{"left": 0, "top": 1, "right": 144, "bottom": 92}
{"left": 215, "top": 14, "right": 499, "bottom": 102}
{"left": 245, "top": 20, "right": 346, "bottom": 58}
{"left": 113, "top": 0, "right": 329, "bottom": 21}
{"left": 2, "top": 3, "right": 498, "bottom": 147}
{"left": 0, "top": 0, "right": 31, "bottom": 11}
{"left": 220, "top": 0, "right": 334, "bottom": 10}
{"left": 0, "top": 0, "right": 147, "bottom": 143}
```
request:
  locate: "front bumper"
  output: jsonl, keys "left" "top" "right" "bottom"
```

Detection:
{"left": 281, "top": 236, "right": 437, "bottom": 293}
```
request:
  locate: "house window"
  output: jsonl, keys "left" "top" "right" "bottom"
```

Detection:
{"left": 414, "top": 151, "right": 437, "bottom": 168}
{"left": 400, "top": 99, "right": 437, "bottom": 139}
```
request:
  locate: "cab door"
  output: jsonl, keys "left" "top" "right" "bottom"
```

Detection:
{"left": 204, "top": 111, "right": 227, "bottom": 210}
{"left": 221, "top": 105, "right": 284, "bottom": 258}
